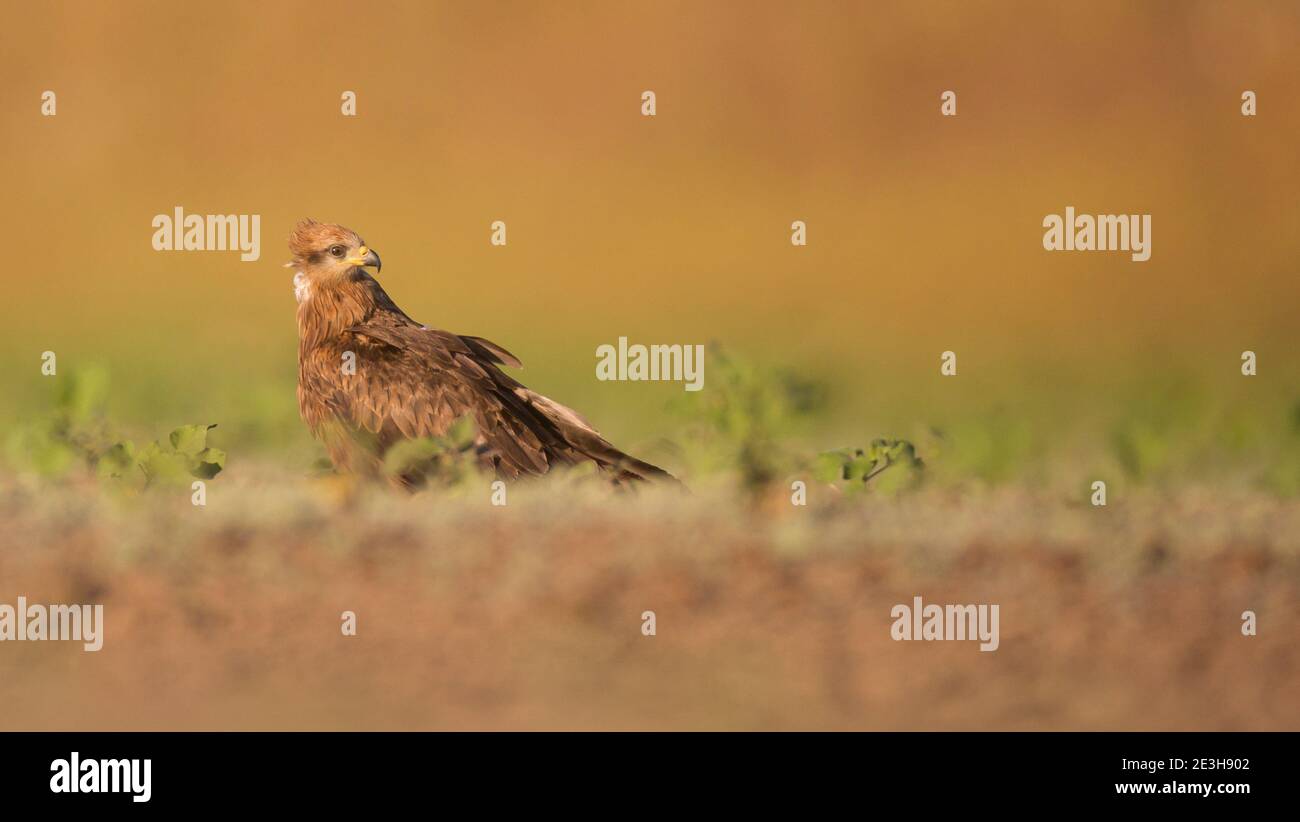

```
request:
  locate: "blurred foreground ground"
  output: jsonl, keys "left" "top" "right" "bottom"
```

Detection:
{"left": 0, "top": 469, "right": 1294, "bottom": 731}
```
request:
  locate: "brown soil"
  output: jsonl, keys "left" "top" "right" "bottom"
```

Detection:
{"left": 0, "top": 475, "right": 1295, "bottom": 730}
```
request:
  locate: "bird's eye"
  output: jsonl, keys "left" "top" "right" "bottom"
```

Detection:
{"left": 328, "top": 245, "right": 345, "bottom": 257}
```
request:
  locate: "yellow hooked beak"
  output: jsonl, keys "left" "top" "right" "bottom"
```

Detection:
{"left": 346, "top": 246, "right": 382, "bottom": 271}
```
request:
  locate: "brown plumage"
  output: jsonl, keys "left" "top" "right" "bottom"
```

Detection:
{"left": 289, "top": 219, "right": 675, "bottom": 487}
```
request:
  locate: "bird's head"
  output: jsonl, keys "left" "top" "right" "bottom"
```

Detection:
{"left": 287, "top": 219, "right": 381, "bottom": 282}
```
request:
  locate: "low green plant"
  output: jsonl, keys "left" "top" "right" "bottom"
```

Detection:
{"left": 669, "top": 344, "right": 827, "bottom": 489}
{"left": 381, "top": 416, "right": 479, "bottom": 487}
{"left": 4, "top": 367, "right": 224, "bottom": 488}
{"left": 813, "top": 438, "right": 924, "bottom": 494}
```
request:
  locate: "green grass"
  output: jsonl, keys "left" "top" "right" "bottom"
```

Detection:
{"left": 6, "top": 345, "right": 1300, "bottom": 497}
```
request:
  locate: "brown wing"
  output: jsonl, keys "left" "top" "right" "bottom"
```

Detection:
{"left": 306, "top": 296, "right": 677, "bottom": 483}
{"left": 325, "top": 312, "right": 572, "bottom": 479}
{"left": 459, "top": 335, "right": 523, "bottom": 368}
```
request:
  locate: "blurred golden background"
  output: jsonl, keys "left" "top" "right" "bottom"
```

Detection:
{"left": 2, "top": 1, "right": 1298, "bottom": 733}
{"left": 2, "top": 0, "right": 1299, "bottom": 480}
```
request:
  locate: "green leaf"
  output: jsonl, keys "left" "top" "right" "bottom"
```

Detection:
{"left": 845, "top": 454, "right": 876, "bottom": 482}
{"left": 814, "top": 439, "right": 924, "bottom": 494}
{"left": 813, "top": 451, "right": 848, "bottom": 483}
{"left": 191, "top": 447, "right": 226, "bottom": 479}
{"left": 169, "top": 424, "right": 216, "bottom": 457}
{"left": 136, "top": 441, "right": 191, "bottom": 486}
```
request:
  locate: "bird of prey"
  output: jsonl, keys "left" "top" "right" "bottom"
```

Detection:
{"left": 288, "top": 219, "right": 675, "bottom": 487}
